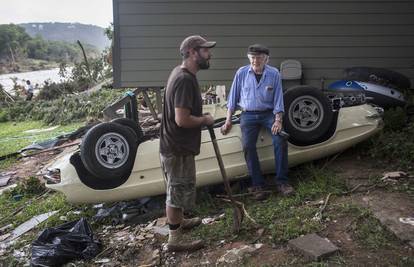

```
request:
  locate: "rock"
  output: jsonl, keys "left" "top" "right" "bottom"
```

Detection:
{"left": 399, "top": 217, "right": 414, "bottom": 226}
{"left": 217, "top": 244, "right": 262, "bottom": 264}
{"left": 95, "top": 258, "right": 111, "bottom": 263}
{"left": 155, "top": 217, "right": 167, "bottom": 226}
{"left": 202, "top": 213, "right": 225, "bottom": 225}
{"left": 360, "top": 192, "right": 414, "bottom": 246}
{"left": 151, "top": 226, "right": 169, "bottom": 236}
{"left": 288, "top": 233, "right": 339, "bottom": 261}
{"left": 381, "top": 171, "right": 407, "bottom": 179}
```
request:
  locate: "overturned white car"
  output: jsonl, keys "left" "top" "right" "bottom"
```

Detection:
{"left": 45, "top": 86, "right": 383, "bottom": 203}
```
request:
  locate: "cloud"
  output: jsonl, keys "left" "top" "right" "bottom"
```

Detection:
{"left": 0, "top": 0, "right": 113, "bottom": 27}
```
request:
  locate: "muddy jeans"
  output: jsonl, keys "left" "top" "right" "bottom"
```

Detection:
{"left": 160, "top": 153, "right": 196, "bottom": 210}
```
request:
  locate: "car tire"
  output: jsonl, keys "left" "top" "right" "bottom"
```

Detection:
{"left": 111, "top": 118, "right": 144, "bottom": 142}
{"left": 80, "top": 122, "right": 137, "bottom": 180}
{"left": 343, "top": 67, "right": 411, "bottom": 90}
{"left": 284, "top": 86, "right": 334, "bottom": 146}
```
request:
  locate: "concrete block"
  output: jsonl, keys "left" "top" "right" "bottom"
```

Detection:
{"left": 288, "top": 233, "right": 339, "bottom": 261}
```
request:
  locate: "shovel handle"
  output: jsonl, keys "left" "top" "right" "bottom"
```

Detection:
{"left": 207, "top": 126, "right": 236, "bottom": 201}
{"left": 207, "top": 125, "right": 216, "bottom": 140}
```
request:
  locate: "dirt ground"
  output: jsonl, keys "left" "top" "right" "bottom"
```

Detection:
{"left": 92, "top": 152, "right": 414, "bottom": 266}
{"left": 1, "top": 149, "right": 413, "bottom": 266}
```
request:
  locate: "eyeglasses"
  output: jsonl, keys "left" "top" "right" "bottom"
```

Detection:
{"left": 247, "top": 54, "right": 267, "bottom": 61}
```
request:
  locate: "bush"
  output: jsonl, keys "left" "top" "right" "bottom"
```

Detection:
{"left": 382, "top": 107, "right": 407, "bottom": 131}
{"left": 5, "top": 88, "right": 128, "bottom": 125}
{"left": 0, "top": 109, "right": 8, "bottom": 122}
{"left": 367, "top": 121, "right": 414, "bottom": 169}
{"left": 36, "top": 81, "right": 76, "bottom": 100}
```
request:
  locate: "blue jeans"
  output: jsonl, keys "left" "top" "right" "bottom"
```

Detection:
{"left": 240, "top": 111, "right": 288, "bottom": 187}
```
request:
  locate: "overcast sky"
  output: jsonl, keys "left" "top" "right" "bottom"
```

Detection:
{"left": 0, "top": 0, "right": 113, "bottom": 27}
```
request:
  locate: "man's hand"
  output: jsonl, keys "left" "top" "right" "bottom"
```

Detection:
{"left": 221, "top": 120, "right": 232, "bottom": 135}
{"left": 203, "top": 113, "right": 215, "bottom": 126}
{"left": 271, "top": 120, "right": 282, "bottom": 135}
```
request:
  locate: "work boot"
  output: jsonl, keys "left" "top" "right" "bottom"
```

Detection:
{"left": 167, "top": 228, "right": 204, "bottom": 252}
{"left": 181, "top": 217, "right": 202, "bottom": 230}
{"left": 248, "top": 186, "right": 268, "bottom": 201}
{"left": 276, "top": 183, "right": 295, "bottom": 196}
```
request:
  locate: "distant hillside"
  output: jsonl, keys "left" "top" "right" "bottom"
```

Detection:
{"left": 19, "top": 22, "right": 110, "bottom": 50}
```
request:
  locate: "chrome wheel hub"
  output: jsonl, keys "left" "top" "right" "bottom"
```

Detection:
{"left": 289, "top": 95, "right": 324, "bottom": 132}
{"left": 95, "top": 132, "right": 129, "bottom": 169}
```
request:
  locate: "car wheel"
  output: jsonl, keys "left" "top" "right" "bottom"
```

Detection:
{"left": 284, "top": 86, "right": 334, "bottom": 146}
{"left": 80, "top": 122, "right": 137, "bottom": 180}
{"left": 343, "top": 67, "right": 411, "bottom": 90}
{"left": 111, "top": 117, "right": 144, "bottom": 142}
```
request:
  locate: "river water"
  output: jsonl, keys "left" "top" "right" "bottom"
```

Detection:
{"left": 0, "top": 68, "right": 70, "bottom": 93}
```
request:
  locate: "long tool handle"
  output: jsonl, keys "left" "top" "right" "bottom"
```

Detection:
{"left": 207, "top": 126, "right": 236, "bottom": 203}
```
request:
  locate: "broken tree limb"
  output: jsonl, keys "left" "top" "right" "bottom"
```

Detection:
{"left": 77, "top": 40, "right": 97, "bottom": 83}
{"left": 216, "top": 190, "right": 273, "bottom": 199}
{"left": 218, "top": 197, "right": 259, "bottom": 226}
{"left": 312, "top": 193, "right": 332, "bottom": 222}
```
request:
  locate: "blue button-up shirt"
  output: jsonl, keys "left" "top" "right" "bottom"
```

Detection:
{"left": 227, "top": 65, "right": 284, "bottom": 114}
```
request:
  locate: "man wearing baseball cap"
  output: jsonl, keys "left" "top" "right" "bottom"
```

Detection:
{"left": 221, "top": 44, "right": 294, "bottom": 200}
{"left": 160, "top": 35, "right": 216, "bottom": 252}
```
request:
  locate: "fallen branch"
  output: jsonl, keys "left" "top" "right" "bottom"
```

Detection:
{"left": 218, "top": 197, "right": 258, "bottom": 226}
{"left": 216, "top": 190, "right": 273, "bottom": 199}
{"left": 341, "top": 181, "right": 384, "bottom": 195}
{"left": 312, "top": 178, "right": 389, "bottom": 222}
{"left": 312, "top": 193, "right": 332, "bottom": 222}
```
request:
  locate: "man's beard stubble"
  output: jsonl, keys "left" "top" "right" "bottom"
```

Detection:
{"left": 196, "top": 53, "right": 210, "bottom": 69}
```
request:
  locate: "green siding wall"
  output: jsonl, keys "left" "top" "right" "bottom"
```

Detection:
{"left": 113, "top": 0, "right": 414, "bottom": 89}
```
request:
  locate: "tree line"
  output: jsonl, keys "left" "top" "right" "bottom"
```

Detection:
{"left": 0, "top": 24, "right": 100, "bottom": 64}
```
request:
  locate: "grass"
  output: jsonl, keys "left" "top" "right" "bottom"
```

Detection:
{"left": 0, "top": 120, "right": 84, "bottom": 159}
{"left": 0, "top": 177, "right": 99, "bottom": 267}
{"left": 191, "top": 164, "right": 347, "bottom": 245}
{"left": 0, "top": 178, "right": 94, "bottom": 228}
{"left": 331, "top": 203, "right": 399, "bottom": 250}
{"left": 0, "top": 178, "right": 96, "bottom": 263}
{"left": 0, "top": 156, "right": 18, "bottom": 170}
{"left": 191, "top": 161, "right": 404, "bottom": 258}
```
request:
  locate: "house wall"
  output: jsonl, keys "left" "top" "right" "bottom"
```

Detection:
{"left": 113, "top": 0, "right": 414, "bottom": 90}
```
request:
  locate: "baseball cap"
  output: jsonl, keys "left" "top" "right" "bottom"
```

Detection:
{"left": 247, "top": 44, "right": 270, "bottom": 55}
{"left": 180, "top": 35, "right": 216, "bottom": 56}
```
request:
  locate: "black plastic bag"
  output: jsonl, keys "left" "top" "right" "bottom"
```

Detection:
{"left": 31, "top": 218, "right": 101, "bottom": 267}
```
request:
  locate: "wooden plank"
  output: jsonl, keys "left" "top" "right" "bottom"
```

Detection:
{"left": 119, "top": 14, "right": 414, "bottom": 26}
{"left": 120, "top": 47, "right": 414, "bottom": 60}
{"left": 120, "top": 36, "right": 414, "bottom": 48}
{"left": 120, "top": 67, "right": 414, "bottom": 84}
{"left": 119, "top": 25, "right": 414, "bottom": 37}
{"left": 118, "top": 0, "right": 413, "bottom": 3}
{"left": 121, "top": 58, "right": 414, "bottom": 71}
{"left": 118, "top": 2, "right": 414, "bottom": 14}
{"left": 142, "top": 90, "right": 159, "bottom": 120}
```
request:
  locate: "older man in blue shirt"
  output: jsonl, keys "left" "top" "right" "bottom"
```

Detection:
{"left": 221, "top": 44, "right": 294, "bottom": 200}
